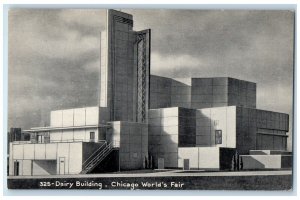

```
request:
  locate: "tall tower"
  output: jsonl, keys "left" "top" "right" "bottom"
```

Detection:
{"left": 99, "top": 10, "right": 151, "bottom": 123}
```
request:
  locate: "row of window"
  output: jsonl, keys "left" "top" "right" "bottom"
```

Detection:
{"left": 31, "top": 132, "right": 96, "bottom": 143}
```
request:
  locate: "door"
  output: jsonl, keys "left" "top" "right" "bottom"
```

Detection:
{"left": 37, "top": 135, "right": 44, "bottom": 143}
{"left": 14, "top": 161, "right": 19, "bottom": 176}
{"left": 90, "top": 132, "right": 95, "bottom": 142}
{"left": 158, "top": 158, "right": 164, "bottom": 169}
{"left": 59, "top": 157, "right": 65, "bottom": 175}
{"left": 183, "top": 159, "right": 190, "bottom": 170}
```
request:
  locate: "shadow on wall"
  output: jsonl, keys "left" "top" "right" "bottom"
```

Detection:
{"left": 178, "top": 108, "right": 196, "bottom": 148}
{"left": 33, "top": 160, "right": 56, "bottom": 175}
{"left": 149, "top": 75, "right": 192, "bottom": 109}
{"left": 196, "top": 109, "right": 215, "bottom": 147}
{"left": 152, "top": 128, "right": 178, "bottom": 169}
{"left": 241, "top": 156, "right": 266, "bottom": 169}
{"left": 219, "top": 148, "right": 236, "bottom": 170}
{"left": 149, "top": 75, "right": 172, "bottom": 109}
{"left": 281, "top": 155, "right": 293, "bottom": 169}
{"left": 90, "top": 149, "right": 119, "bottom": 173}
{"left": 82, "top": 142, "right": 106, "bottom": 163}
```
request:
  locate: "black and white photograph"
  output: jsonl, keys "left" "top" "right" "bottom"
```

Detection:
{"left": 6, "top": 7, "right": 295, "bottom": 191}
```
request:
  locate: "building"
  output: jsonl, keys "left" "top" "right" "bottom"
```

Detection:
{"left": 9, "top": 128, "right": 30, "bottom": 142}
{"left": 148, "top": 106, "right": 289, "bottom": 169}
{"left": 9, "top": 10, "right": 150, "bottom": 176}
{"left": 7, "top": 128, "right": 30, "bottom": 175}
{"left": 99, "top": 10, "right": 150, "bottom": 123}
{"left": 149, "top": 76, "right": 290, "bottom": 169}
{"left": 8, "top": 9, "right": 291, "bottom": 176}
{"left": 150, "top": 76, "right": 256, "bottom": 109}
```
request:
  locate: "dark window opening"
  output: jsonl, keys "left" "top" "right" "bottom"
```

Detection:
{"left": 90, "top": 132, "right": 95, "bottom": 140}
{"left": 37, "top": 135, "right": 44, "bottom": 143}
{"left": 215, "top": 130, "right": 222, "bottom": 144}
{"left": 14, "top": 161, "right": 19, "bottom": 176}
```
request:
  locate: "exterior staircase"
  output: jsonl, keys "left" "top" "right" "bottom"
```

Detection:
{"left": 80, "top": 141, "right": 115, "bottom": 174}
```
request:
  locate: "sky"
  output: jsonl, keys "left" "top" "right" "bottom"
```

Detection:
{"left": 8, "top": 9, "right": 294, "bottom": 150}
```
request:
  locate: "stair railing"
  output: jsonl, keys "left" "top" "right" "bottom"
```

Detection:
{"left": 81, "top": 142, "right": 114, "bottom": 173}
{"left": 82, "top": 141, "right": 107, "bottom": 169}
{"left": 81, "top": 140, "right": 122, "bottom": 173}
{"left": 86, "top": 143, "right": 112, "bottom": 165}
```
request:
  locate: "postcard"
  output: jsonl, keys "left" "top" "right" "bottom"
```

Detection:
{"left": 7, "top": 8, "right": 294, "bottom": 190}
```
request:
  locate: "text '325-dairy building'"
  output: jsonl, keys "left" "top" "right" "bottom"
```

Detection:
{"left": 9, "top": 10, "right": 291, "bottom": 176}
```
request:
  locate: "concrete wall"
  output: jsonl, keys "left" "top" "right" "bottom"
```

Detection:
{"left": 101, "top": 10, "right": 150, "bottom": 122}
{"left": 148, "top": 107, "right": 179, "bottom": 168}
{"left": 236, "top": 107, "right": 289, "bottom": 154}
{"left": 9, "top": 142, "right": 89, "bottom": 175}
{"left": 100, "top": 30, "right": 108, "bottom": 107}
{"left": 148, "top": 106, "right": 237, "bottom": 168}
{"left": 240, "top": 155, "right": 283, "bottom": 169}
{"left": 178, "top": 147, "right": 220, "bottom": 169}
{"left": 82, "top": 142, "right": 106, "bottom": 164}
{"left": 236, "top": 107, "right": 259, "bottom": 154}
{"left": 108, "top": 121, "right": 148, "bottom": 170}
{"left": 195, "top": 106, "right": 236, "bottom": 148}
{"left": 150, "top": 76, "right": 256, "bottom": 110}
{"left": 171, "top": 78, "right": 191, "bottom": 108}
{"left": 228, "top": 78, "right": 256, "bottom": 108}
{"left": 148, "top": 107, "right": 196, "bottom": 168}
{"left": 106, "top": 121, "right": 121, "bottom": 147}
{"left": 191, "top": 78, "right": 226, "bottom": 109}
{"left": 49, "top": 127, "right": 100, "bottom": 142}
{"left": 150, "top": 75, "right": 172, "bottom": 109}
{"left": 249, "top": 150, "right": 291, "bottom": 155}
{"left": 148, "top": 105, "right": 289, "bottom": 167}
{"left": 191, "top": 77, "right": 256, "bottom": 109}
{"left": 50, "top": 107, "right": 100, "bottom": 127}
{"left": 150, "top": 75, "right": 191, "bottom": 109}
{"left": 32, "top": 160, "right": 56, "bottom": 175}
{"left": 102, "top": 10, "right": 135, "bottom": 122}
{"left": 178, "top": 108, "right": 196, "bottom": 147}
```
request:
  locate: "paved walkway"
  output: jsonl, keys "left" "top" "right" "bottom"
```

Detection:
{"left": 8, "top": 170, "right": 292, "bottom": 179}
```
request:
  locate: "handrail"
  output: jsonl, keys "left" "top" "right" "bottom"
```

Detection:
{"left": 80, "top": 140, "right": 121, "bottom": 173}
{"left": 82, "top": 141, "right": 107, "bottom": 167}
{"left": 11, "top": 141, "right": 32, "bottom": 144}
{"left": 82, "top": 142, "right": 114, "bottom": 172}
{"left": 85, "top": 143, "right": 111, "bottom": 167}
{"left": 87, "top": 149, "right": 110, "bottom": 166}
{"left": 83, "top": 149, "right": 112, "bottom": 172}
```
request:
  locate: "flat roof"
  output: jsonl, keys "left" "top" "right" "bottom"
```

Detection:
{"left": 24, "top": 124, "right": 110, "bottom": 132}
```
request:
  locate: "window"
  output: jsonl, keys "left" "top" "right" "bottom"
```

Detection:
{"left": 14, "top": 161, "right": 19, "bottom": 176}
{"left": 215, "top": 130, "right": 222, "bottom": 144}
{"left": 90, "top": 132, "right": 95, "bottom": 140}
{"left": 37, "top": 135, "right": 44, "bottom": 143}
{"left": 44, "top": 132, "right": 50, "bottom": 143}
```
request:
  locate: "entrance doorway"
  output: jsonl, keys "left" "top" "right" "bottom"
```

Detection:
{"left": 183, "top": 159, "right": 190, "bottom": 170}
{"left": 14, "top": 161, "right": 19, "bottom": 176}
{"left": 59, "top": 157, "right": 65, "bottom": 175}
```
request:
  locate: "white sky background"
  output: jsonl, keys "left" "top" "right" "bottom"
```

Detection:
{"left": 8, "top": 9, "right": 294, "bottom": 150}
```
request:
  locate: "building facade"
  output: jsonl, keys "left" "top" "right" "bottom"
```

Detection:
{"left": 9, "top": 10, "right": 150, "bottom": 176}
{"left": 148, "top": 106, "right": 289, "bottom": 169}
{"left": 100, "top": 10, "right": 150, "bottom": 123}
{"left": 8, "top": 9, "right": 291, "bottom": 176}
{"left": 150, "top": 76, "right": 256, "bottom": 109}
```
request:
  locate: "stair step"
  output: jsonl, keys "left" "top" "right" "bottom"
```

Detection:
{"left": 80, "top": 144, "right": 113, "bottom": 174}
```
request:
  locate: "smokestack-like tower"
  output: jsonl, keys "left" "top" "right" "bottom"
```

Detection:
{"left": 99, "top": 9, "right": 151, "bottom": 123}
